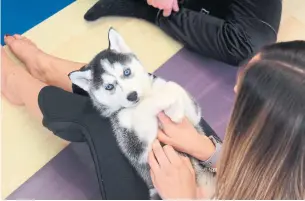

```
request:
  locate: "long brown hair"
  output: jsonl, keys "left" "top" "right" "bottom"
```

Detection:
{"left": 215, "top": 41, "right": 305, "bottom": 199}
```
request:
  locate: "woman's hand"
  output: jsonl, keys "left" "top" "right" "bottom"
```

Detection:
{"left": 157, "top": 112, "right": 216, "bottom": 161}
{"left": 147, "top": 0, "right": 179, "bottom": 17}
{"left": 148, "top": 140, "right": 197, "bottom": 199}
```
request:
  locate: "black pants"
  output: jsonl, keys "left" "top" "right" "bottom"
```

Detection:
{"left": 38, "top": 85, "right": 221, "bottom": 199}
{"left": 157, "top": 0, "right": 282, "bottom": 65}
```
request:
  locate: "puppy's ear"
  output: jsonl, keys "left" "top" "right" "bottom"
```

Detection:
{"left": 68, "top": 68, "right": 92, "bottom": 91}
{"left": 108, "top": 27, "right": 131, "bottom": 53}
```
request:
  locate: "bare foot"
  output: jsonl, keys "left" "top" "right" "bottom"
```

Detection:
{"left": 1, "top": 48, "right": 24, "bottom": 105}
{"left": 4, "top": 34, "right": 51, "bottom": 82}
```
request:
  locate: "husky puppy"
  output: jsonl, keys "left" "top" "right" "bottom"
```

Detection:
{"left": 69, "top": 28, "right": 215, "bottom": 199}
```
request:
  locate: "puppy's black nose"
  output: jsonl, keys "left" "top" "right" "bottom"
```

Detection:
{"left": 127, "top": 91, "right": 138, "bottom": 102}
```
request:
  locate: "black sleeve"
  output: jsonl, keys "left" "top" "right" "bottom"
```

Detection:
{"left": 38, "top": 86, "right": 90, "bottom": 142}
{"left": 199, "top": 118, "right": 222, "bottom": 143}
{"left": 156, "top": 0, "right": 281, "bottom": 65}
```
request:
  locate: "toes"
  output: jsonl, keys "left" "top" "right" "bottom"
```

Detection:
{"left": 13, "top": 34, "right": 23, "bottom": 40}
{"left": 4, "top": 35, "right": 16, "bottom": 45}
{"left": 4, "top": 34, "right": 23, "bottom": 47}
{"left": 14, "top": 34, "right": 35, "bottom": 46}
{"left": 4, "top": 33, "right": 34, "bottom": 45}
{"left": 4, "top": 34, "right": 36, "bottom": 52}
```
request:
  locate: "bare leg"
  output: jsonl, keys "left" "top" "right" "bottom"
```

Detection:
{"left": 4, "top": 34, "right": 85, "bottom": 92}
{"left": 1, "top": 47, "right": 46, "bottom": 120}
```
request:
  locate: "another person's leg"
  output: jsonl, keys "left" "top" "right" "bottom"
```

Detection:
{"left": 4, "top": 35, "right": 85, "bottom": 92}
{"left": 83, "top": 0, "right": 281, "bottom": 65}
{"left": 155, "top": 0, "right": 282, "bottom": 65}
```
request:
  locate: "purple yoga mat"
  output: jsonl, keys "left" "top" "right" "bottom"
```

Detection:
{"left": 7, "top": 48, "right": 238, "bottom": 200}
{"left": 7, "top": 143, "right": 102, "bottom": 200}
{"left": 155, "top": 49, "right": 238, "bottom": 137}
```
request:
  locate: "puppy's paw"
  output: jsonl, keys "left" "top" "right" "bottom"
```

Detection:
{"left": 164, "top": 98, "right": 184, "bottom": 123}
{"left": 160, "top": 82, "right": 185, "bottom": 123}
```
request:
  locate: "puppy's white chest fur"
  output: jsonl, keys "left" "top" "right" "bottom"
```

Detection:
{"left": 116, "top": 77, "right": 201, "bottom": 162}
{"left": 116, "top": 78, "right": 168, "bottom": 150}
{"left": 117, "top": 105, "right": 157, "bottom": 153}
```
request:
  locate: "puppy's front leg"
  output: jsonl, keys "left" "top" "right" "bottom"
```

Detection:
{"left": 132, "top": 86, "right": 181, "bottom": 140}
{"left": 161, "top": 81, "right": 201, "bottom": 125}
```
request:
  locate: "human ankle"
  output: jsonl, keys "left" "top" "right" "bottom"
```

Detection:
{"left": 30, "top": 52, "right": 54, "bottom": 81}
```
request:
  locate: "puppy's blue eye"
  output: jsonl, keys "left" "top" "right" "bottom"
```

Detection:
{"left": 124, "top": 68, "right": 131, "bottom": 77}
{"left": 105, "top": 84, "right": 114, "bottom": 90}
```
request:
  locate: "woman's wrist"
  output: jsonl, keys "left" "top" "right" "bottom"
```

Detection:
{"left": 190, "top": 134, "right": 216, "bottom": 161}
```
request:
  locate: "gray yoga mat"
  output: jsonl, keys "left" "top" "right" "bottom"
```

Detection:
{"left": 7, "top": 48, "right": 238, "bottom": 199}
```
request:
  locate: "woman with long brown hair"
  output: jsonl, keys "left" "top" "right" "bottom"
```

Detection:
{"left": 149, "top": 41, "right": 305, "bottom": 200}
{"left": 215, "top": 41, "right": 305, "bottom": 199}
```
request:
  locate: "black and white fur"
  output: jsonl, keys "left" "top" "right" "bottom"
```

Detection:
{"left": 69, "top": 28, "right": 215, "bottom": 199}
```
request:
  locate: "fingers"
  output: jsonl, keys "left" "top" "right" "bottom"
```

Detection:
{"left": 150, "top": 140, "right": 194, "bottom": 173}
{"left": 158, "top": 112, "right": 174, "bottom": 128}
{"left": 163, "top": 145, "right": 182, "bottom": 165}
{"left": 181, "top": 156, "right": 195, "bottom": 174}
{"left": 180, "top": 115, "right": 192, "bottom": 126}
{"left": 157, "top": 129, "right": 173, "bottom": 144}
{"left": 158, "top": 112, "right": 187, "bottom": 138}
{"left": 158, "top": 112, "right": 176, "bottom": 139}
{"left": 152, "top": 140, "right": 171, "bottom": 168}
{"left": 147, "top": 0, "right": 178, "bottom": 16}
{"left": 172, "top": 0, "right": 179, "bottom": 12}
{"left": 158, "top": 112, "right": 189, "bottom": 127}
{"left": 147, "top": 0, "right": 153, "bottom": 6}
{"left": 158, "top": 112, "right": 174, "bottom": 137}
{"left": 149, "top": 151, "right": 160, "bottom": 171}
{"left": 163, "top": 9, "right": 172, "bottom": 17}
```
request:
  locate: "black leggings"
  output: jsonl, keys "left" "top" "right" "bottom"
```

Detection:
{"left": 38, "top": 85, "right": 221, "bottom": 199}
{"left": 157, "top": 0, "right": 282, "bottom": 65}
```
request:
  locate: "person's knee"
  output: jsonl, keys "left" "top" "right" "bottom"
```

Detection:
{"left": 246, "top": 21, "right": 278, "bottom": 60}
{"left": 225, "top": 23, "right": 277, "bottom": 65}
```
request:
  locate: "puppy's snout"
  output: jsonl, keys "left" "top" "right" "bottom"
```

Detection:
{"left": 127, "top": 91, "right": 138, "bottom": 102}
